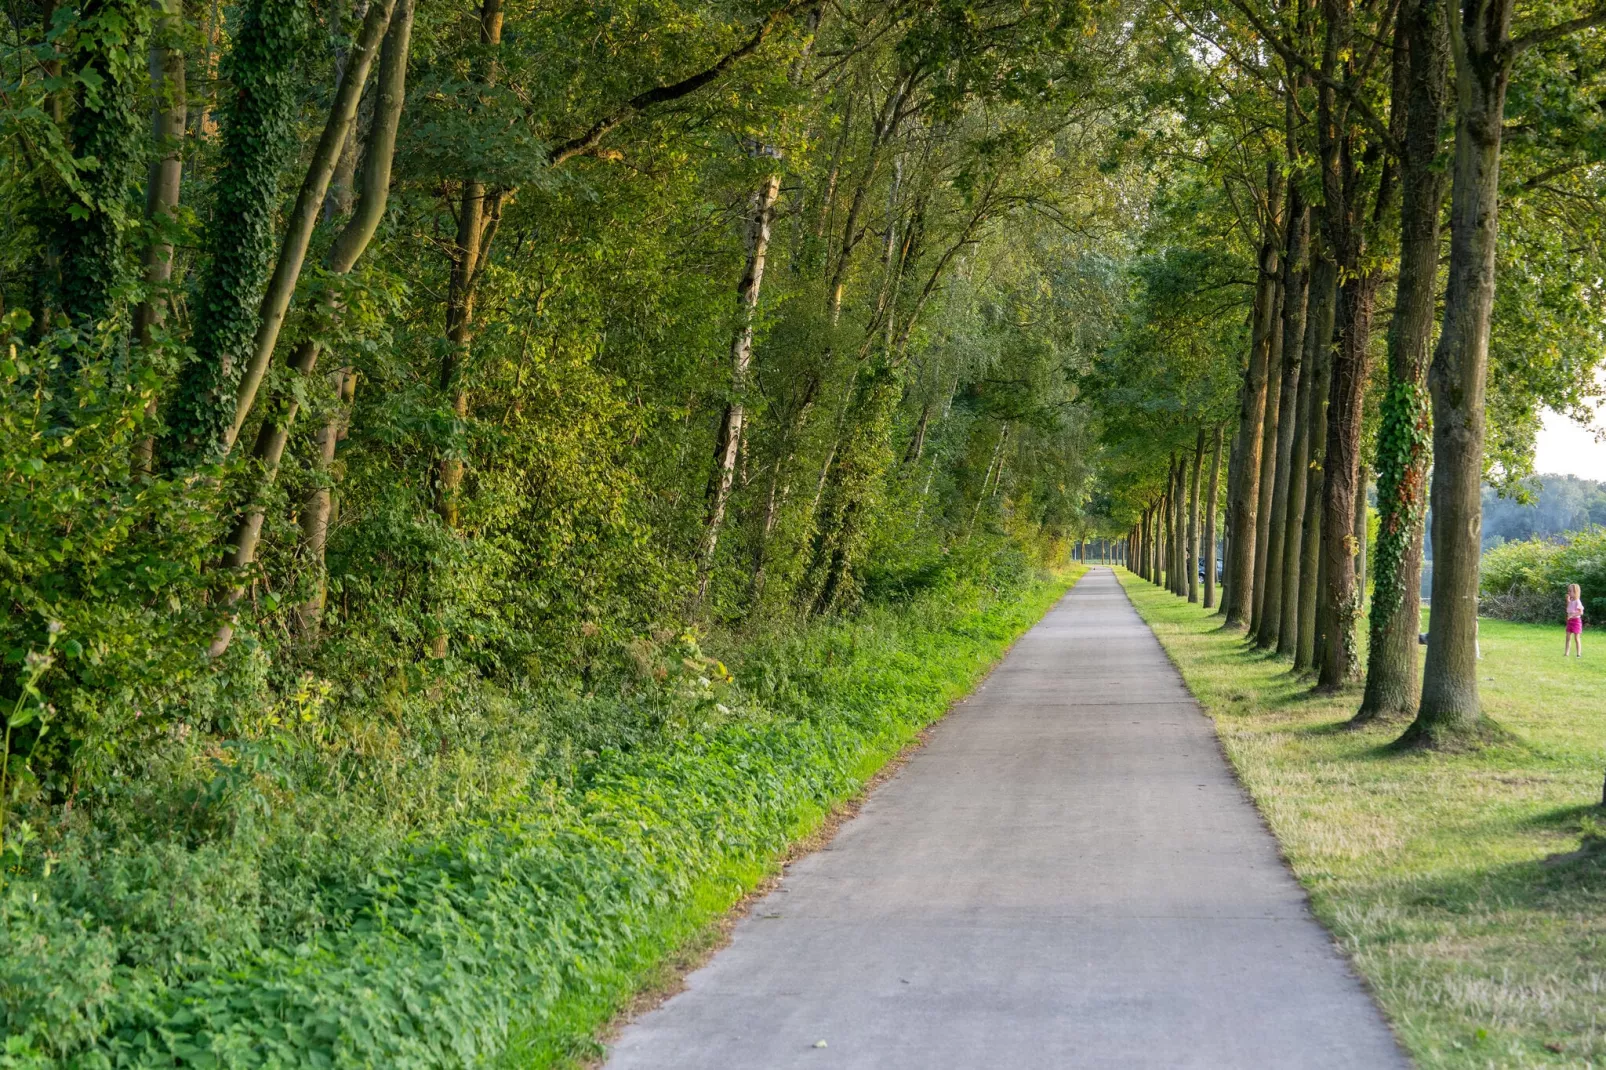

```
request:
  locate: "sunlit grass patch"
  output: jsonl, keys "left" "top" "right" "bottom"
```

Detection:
{"left": 1119, "top": 570, "right": 1606, "bottom": 1069}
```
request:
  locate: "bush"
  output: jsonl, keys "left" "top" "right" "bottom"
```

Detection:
{"left": 0, "top": 567, "right": 1075, "bottom": 1067}
{"left": 1479, "top": 530, "right": 1606, "bottom": 623}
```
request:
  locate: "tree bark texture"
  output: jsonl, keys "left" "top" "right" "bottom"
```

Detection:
{"left": 131, "top": 0, "right": 186, "bottom": 476}
{"left": 1188, "top": 429, "right": 1204, "bottom": 603}
{"left": 1295, "top": 255, "right": 1338, "bottom": 672}
{"left": 1316, "top": 268, "right": 1378, "bottom": 688}
{"left": 1225, "top": 172, "right": 1283, "bottom": 627}
{"left": 1360, "top": 0, "right": 1451, "bottom": 722}
{"left": 1258, "top": 199, "right": 1309, "bottom": 649}
{"left": 1204, "top": 424, "right": 1223, "bottom": 608}
{"left": 1251, "top": 277, "right": 1286, "bottom": 633}
{"left": 1277, "top": 244, "right": 1325, "bottom": 656}
{"left": 697, "top": 171, "right": 782, "bottom": 596}
{"left": 1407, "top": 0, "right": 1513, "bottom": 742}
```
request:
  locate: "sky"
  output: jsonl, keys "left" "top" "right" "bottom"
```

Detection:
{"left": 1535, "top": 404, "right": 1606, "bottom": 481}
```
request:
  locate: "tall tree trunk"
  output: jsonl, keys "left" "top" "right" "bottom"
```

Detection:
{"left": 1203, "top": 424, "right": 1222, "bottom": 608}
{"left": 1312, "top": 0, "right": 1383, "bottom": 690}
{"left": 1251, "top": 276, "right": 1286, "bottom": 631}
{"left": 1225, "top": 169, "right": 1283, "bottom": 626}
{"left": 1278, "top": 246, "right": 1331, "bottom": 655}
{"left": 131, "top": 0, "right": 186, "bottom": 476}
{"left": 1166, "top": 458, "right": 1179, "bottom": 593}
{"left": 297, "top": 0, "right": 416, "bottom": 638}
{"left": 1355, "top": 463, "right": 1370, "bottom": 595}
{"left": 55, "top": 0, "right": 147, "bottom": 343}
{"left": 1258, "top": 199, "right": 1310, "bottom": 649}
{"left": 209, "top": 0, "right": 414, "bottom": 657}
{"left": 1316, "top": 268, "right": 1378, "bottom": 688}
{"left": 163, "top": 0, "right": 311, "bottom": 460}
{"left": 1405, "top": 0, "right": 1507, "bottom": 736}
{"left": 1295, "top": 255, "right": 1338, "bottom": 672}
{"left": 1188, "top": 428, "right": 1204, "bottom": 603}
{"left": 428, "top": 0, "right": 505, "bottom": 657}
{"left": 697, "top": 171, "right": 782, "bottom": 597}
{"left": 1359, "top": 0, "right": 1450, "bottom": 722}
{"left": 222, "top": 0, "right": 397, "bottom": 454}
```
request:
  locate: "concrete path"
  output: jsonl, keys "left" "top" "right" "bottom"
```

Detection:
{"left": 603, "top": 569, "right": 1407, "bottom": 1069}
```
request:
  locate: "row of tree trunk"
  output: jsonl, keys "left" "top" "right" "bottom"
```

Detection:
{"left": 1131, "top": 0, "right": 1593, "bottom": 745}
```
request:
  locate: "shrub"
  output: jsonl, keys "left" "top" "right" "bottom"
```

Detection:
{"left": 1479, "top": 530, "right": 1606, "bottom": 623}
{"left": 0, "top": 566, "right": 1075, "bottom": 1067}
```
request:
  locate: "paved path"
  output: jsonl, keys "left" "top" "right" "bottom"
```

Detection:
{"left": 604, "top": 569, "right": 1407, "bottom": 1069}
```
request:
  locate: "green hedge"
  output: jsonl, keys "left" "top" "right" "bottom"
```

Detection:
{"left": 1479, "top": 531, "right": 1606, "bottom": 623}
{"left": 0, "top": 569, "right": 1076, "bottom": 1068}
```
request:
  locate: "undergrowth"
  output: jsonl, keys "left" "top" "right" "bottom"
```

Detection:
{"left": 0, "top": 564, "right": 1079, "bottom": 1067}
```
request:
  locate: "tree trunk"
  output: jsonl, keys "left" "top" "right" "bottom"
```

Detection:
{"left": 1258, "top": 199, "right": 1310, "bottom": 649}
{"left": 1225, "top": 170, "right": 1283, "bottom": 627}
{"left": 1251, "top": 276, "right": 1286, "bottom": 632}
{"left": 163, "top": 0, "right": 311, "bottom": 460}
{"left": 209, "top": 0, "right": 415, "bottom": 657}
{"left": 697, "top": 171, "right": 782, "bottom": 597}
{"left": 432, "top": 0, "right": 506, "bottom": 610}
{"left": 1404, "top": 0, "right": 1510, "bottom": 740}
{"left": 1188, "top": 428, "right": 1204, "bottom": 603}
{"left": 1278, "top": 246, "right": 1330, "bottom": 656}
{"left": 1355, "top": 463, "right": 1370, "bottom": 595}
{"left": 297, "top": 0, "right": 416, "bottom": 638}
{"left": 131, "top": 0, "right": 186, "bottom": 476}
{"left": 1359, "top": 0, "right": 1450, "bottom": 721}
{"left": 1295, "top": 255, "right": 1338, "bottom": 672}
{"left": 1316, "top": 267, "right": 1378, "bottom": 689}
{"left": 55, "top": 0, "right": 147, "bottom": 344}
{"left": 1203, "top": 424, "right": 1222, "bottom": 608}
{"left": 222, "top": 0, "right": 397, "bottom": 453}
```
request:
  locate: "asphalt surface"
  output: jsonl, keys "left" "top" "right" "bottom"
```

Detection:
{"left": 603, "top": 568, "right": 1408, "bottom": 1069}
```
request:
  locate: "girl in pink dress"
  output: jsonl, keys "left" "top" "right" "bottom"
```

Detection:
{"left": 1565, "top": 583, "right": 1584, "bottom": 658}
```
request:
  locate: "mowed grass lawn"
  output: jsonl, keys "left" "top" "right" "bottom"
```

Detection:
{"left": 1118, "top": 570, "right": 1606, "bottom": 1069}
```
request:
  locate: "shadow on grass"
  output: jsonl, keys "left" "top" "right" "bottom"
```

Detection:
{"left": 1514, "top": 802, "right": 1602, "bottom": 831}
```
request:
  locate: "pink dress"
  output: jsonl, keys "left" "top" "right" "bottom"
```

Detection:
{"left": 1567, "top": 597, "right": 1584, "bottom": 635}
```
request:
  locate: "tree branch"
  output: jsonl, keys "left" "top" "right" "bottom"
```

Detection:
{"left": 548, "top": 0, "right": 811, "bottom": 166}
{"left": 1510, "top": 7, "right": 1606, "bottom": 53}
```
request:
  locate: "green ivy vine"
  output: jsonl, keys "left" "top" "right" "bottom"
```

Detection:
{"left": 163, "top": 0, "right": 311, "bottom": 461}
{"left": 1368, "top": 375, "right": 1432, "bottom": 638}
{"left": 56, "top": 0, "right": 150, "bottom": 335}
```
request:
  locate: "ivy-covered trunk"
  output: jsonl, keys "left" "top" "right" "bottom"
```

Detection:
{"left": 55, "top": 0, "right": 148, "bottom": 344}
{"left": 164, "top": 0, "right": 310, "bottom": 462}
{"left": 1358, "top": 0, "right": 1450, "bottom": 722}
{"left": 208, "top": 0, "right": 400, "bottom": 658}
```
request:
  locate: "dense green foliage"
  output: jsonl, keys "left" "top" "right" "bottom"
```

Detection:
{"left": 1479, "top": 530, "right": 1606, "bottom": 622}
{"left": 3, "top": 0, "right": 1606, "bottom": 1056}
{"left": 0, "top": 560, "right": 1071, "bottom": 1065}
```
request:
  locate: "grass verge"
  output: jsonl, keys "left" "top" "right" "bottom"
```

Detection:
{"left": 1117, "top": 569, "right": 1606, "bottom": 1070}
{"left": 498, "top": 566, "right": 1083, "bottom": 1067}
{"left": 0, "top": 567, "right": 1081, "bottom": 1068}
